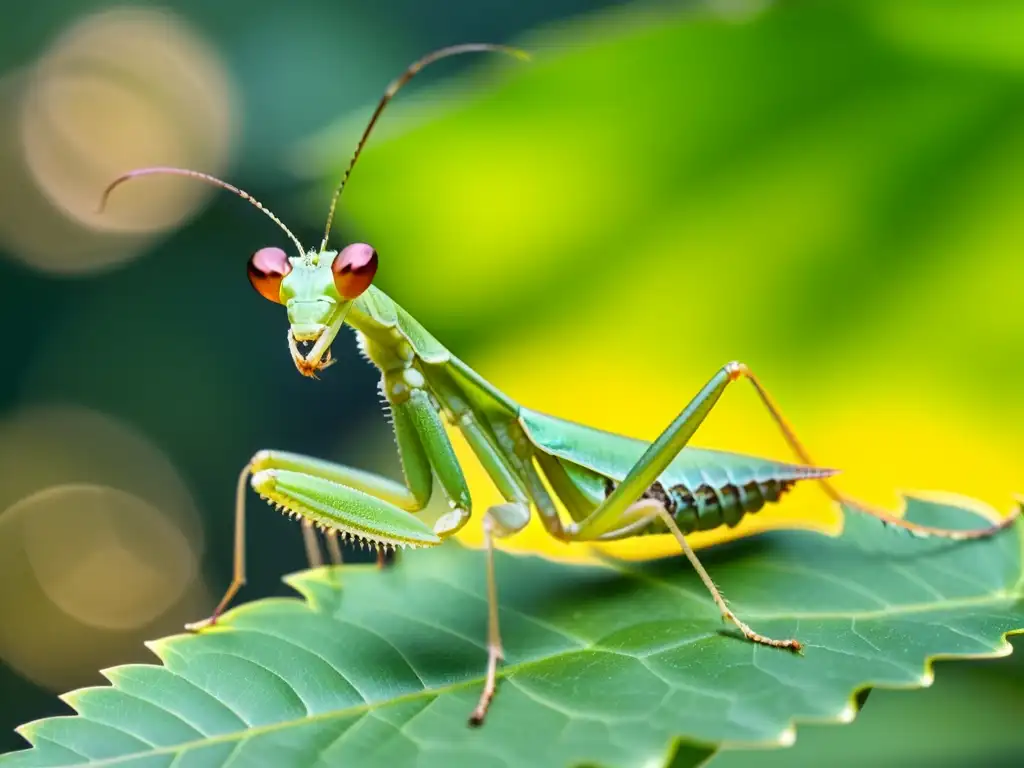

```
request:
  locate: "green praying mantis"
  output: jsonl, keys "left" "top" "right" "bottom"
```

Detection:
{"left": 100, "top": 43, "right": 1021, "bottom": 727}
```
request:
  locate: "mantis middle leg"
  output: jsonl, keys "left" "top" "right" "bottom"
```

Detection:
{"left": 450, "top": 410, "right": 534, "bottom": 727}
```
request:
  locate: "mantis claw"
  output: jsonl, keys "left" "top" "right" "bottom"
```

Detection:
{"left": 288, "top": 329, "right": 335, "bottom": 378}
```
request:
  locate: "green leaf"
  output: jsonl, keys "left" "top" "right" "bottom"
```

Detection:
{"left": 3, "top": 497, "right": 1022, "bottom": 768}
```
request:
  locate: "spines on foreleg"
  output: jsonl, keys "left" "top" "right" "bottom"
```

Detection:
{"left": 252, "top": 469, "right": 441, "bottom": 551}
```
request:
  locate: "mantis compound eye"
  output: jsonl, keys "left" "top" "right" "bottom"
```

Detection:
{"left": 332, "top": 243, "right": 378, "bottom": 299}
{"left": 247, "top": 247, "right": 292, "bottom": 303}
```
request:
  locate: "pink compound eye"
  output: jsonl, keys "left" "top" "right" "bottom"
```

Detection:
{"left": 332, "top": 243, "right": 378, "bottom": 299}
{"left": 247, "top": 247, "right": 291, "bottom": 303}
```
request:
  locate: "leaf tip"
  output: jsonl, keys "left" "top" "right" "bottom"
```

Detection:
{"left": 57, "top": 690, "right": 83, "bottom": 712}
{"left": 145, "top": 635, "right": 190, "bottom": 660}
{"left": 14, "top": 720, "right": 40, "bottom": 744}
{"left": 99, "top": 665, "right": 123, "bottom": 685}
{"left": 774, "top": 725, "right": 796, "bottom": 747}
{"left": 836, "top": 701, "right": 857, "bottom": 723}
{"left": 281, "top": 568, "right": 317, "bottom": 591}
{"left": 994, "top": 638, "right": 1014, "bottom": 658}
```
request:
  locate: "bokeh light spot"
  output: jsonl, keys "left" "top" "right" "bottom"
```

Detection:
{"left": 0, "top": 405, "right": 208, "bottom": 691}
{"left": 19, "top": 484, "right": 197, "bottom": 631}
{"left": 0, "top": 6, "right": 236, "bottom": 274}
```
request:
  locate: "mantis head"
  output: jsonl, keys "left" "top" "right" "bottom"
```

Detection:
{"left": 98, "top": 162, "right": 377, "bottom": 378}
{"left": 97, "top": 43, "right": 526, "bottom": 378}
{"left": 247, "top": 243, "right": 377, "bottom": 377}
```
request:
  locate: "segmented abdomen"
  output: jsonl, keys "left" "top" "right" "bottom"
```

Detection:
{"left": 604, "top": 475, "right": 810, "bottom": 534}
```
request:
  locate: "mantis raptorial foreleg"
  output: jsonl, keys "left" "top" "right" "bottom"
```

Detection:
{"left": 188, "top": 384, "right": 472, "bottom": 631}
{"left": 185, "top": 452, "right": 430, "bottom": 631}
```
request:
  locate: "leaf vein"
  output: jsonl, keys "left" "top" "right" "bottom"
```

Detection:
{"left": 229, "top": 626, "right": 369, "bottom": 703}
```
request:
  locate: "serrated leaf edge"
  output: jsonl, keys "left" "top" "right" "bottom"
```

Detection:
{"left": 7, "top": 500, "right": 1024, "bottom": 768}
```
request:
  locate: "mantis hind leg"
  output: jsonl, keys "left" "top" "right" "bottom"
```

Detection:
{"left": 637, "top": 499, "right": 801, "bottom": 651}
{"left": 732, "top": 364, "right": 1020, "bottom": 539}
{"left": 566, "top": 361, "right": 1018, "bottom": 542}
{"left": 551, "top": 362, "right": 802, "bottom": 649}
{"left": 549, "top": 360, "right": 1018, "bottom": 653}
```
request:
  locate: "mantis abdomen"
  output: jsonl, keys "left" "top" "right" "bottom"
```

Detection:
{"left": 517, "top": 403, "right": 836, "bottom": 540}
{"left": 624, "top": 476, "right": 802, "bottom": 534}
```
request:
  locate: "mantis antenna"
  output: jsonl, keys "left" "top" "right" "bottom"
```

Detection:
{"left": 98, "top": 44, "right": 527, "bottom": 257}
{"left": 318, "top": 42, "right": 529, "bottom": 252}
{"left": 99, "top": 166, "right": 307, "bottom": 257}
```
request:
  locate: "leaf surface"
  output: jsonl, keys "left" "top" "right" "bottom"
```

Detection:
{"left": 3, "top": 497, "right": 1022, "bottom": 767}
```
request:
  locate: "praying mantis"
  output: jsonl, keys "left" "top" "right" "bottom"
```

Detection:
{"left": 100, "top": 43, "right": 1021, "bottom": 727}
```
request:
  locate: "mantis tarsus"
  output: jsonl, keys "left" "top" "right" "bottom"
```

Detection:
{"left": 100, "top": 43, "right": 1022, "bottom": 727}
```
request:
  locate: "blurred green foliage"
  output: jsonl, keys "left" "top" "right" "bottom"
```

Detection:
{"left": 1, "top": 0, "right": 1023, "bottom": 764}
